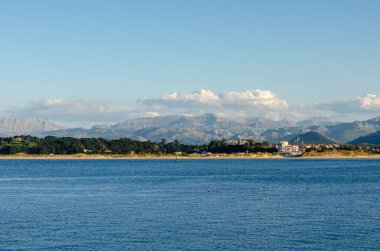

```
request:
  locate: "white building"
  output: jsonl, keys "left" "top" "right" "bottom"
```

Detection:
{"left": 276, "top": 141, "right": 299, "bottom": 153}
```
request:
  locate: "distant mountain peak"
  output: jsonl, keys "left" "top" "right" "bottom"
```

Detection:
{"left": 289, "top": 131, "right": 336, "bottom": 144}
{"left": 0, "top": 117, "right": 65, "bottom": 136}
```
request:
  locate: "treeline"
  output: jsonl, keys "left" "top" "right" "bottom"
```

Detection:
{"left": 208, "top": 139, "right": 277, "bottom": 153}
{"left": 0, "top": 136, "right": 278, "bottom": 155}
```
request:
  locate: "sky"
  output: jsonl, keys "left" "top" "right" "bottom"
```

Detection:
{"left": 0, "top": 0, "right": 379, "bottom": 127}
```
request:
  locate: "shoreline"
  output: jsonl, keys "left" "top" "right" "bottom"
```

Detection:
{"left": 1, "top": 153, "right": 380, "bottom": 160}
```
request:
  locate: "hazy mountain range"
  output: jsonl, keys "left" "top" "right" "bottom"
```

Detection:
{"left": 1, "top": 114, "right": 380, "bottom": 144}
{"left": 0, "top": 118, "right": 64, "bottom": 136}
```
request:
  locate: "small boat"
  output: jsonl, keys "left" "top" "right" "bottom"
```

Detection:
{"left": 282, "top": 152, "right": 304, "bottom": 158}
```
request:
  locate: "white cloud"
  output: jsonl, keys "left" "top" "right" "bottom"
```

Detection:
{"left": 139, "top": 89, "right": 288, "bottom": 113}
{"left": 162, "top": 89, "right": 220, "bottom": 104}
{"left": 220, "top": 89, "right": 288, "bottom": 109}
{"left": 359, "top": 94, "right": 380, "bottom": 110}
{"left": 138, "top": 89, "right": 221, "bottom": 108}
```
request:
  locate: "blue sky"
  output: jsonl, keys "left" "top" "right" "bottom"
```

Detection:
{"left": 1, "top": 0, "right": 379, "bottom": 126}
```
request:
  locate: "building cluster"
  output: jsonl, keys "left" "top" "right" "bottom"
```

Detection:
{"left": 276, "top": 141, "right": 301, "bottom": 154}
{"left": 276, "top": 141, "right": 343, "bottom": 155}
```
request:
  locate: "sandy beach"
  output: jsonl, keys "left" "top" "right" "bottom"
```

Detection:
{"left": 1, "top": 152, "right": 380, "bottom": 159}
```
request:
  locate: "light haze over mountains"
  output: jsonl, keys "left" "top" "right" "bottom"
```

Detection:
{"left": 2, "top": 114, "right": 380, "bottom": 145}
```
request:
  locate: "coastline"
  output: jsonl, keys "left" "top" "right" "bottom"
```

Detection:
{"left": 0, "top": 153, "right": 281, "bottom": 160}
{"left": 1, "top": 152, "right": 380, "bottom": 159}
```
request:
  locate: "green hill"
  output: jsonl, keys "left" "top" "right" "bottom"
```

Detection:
{"left": 289, "top": 131, "right": 337, "bottom": 144}
{"left": 349, "top": 131, "right": 380, "bottom": 145}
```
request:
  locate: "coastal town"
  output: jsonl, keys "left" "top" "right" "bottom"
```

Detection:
{"left": 1, "top": 135, "right": 380, "bottom": 159}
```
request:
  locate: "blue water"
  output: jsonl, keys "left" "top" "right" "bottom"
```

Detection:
{"left": 0, "top": 159, "right": 380, "bottom": 250}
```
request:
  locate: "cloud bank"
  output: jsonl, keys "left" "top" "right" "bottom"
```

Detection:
{"left": 4, "top": 89, "right": 380, "bottom": 126}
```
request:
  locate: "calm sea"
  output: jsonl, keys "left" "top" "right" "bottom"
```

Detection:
{"left": 0, "top": 159, "right": 379, "bottom": 250}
